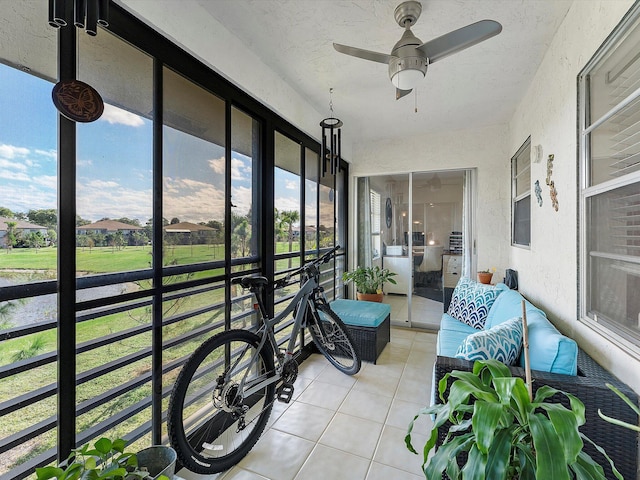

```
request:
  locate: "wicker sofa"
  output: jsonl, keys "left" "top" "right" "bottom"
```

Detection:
{"left": 433, "top": 280, "right": 639, "bottom": 479}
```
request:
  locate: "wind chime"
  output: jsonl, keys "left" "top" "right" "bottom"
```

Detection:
{"left": 48, "top": 0, "right": 109, "bottom": 36}
{"left": 320, "top": 88, "right": 343, "bottom": 177}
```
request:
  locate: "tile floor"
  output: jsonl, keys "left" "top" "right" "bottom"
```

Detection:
{"left": 179, "top": 327, "right": 437, "bottom": 480}
{"left": 383, "top": 293, "right": 443, "bottom": 330}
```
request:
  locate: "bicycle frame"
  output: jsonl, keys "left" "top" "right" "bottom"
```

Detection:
{"left": 226, "top": 264, "right": 325, "bottom": 401}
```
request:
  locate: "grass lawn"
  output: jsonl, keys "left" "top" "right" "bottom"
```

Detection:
{"left": 0, "top": 240, "right": 315, "bottom": 471}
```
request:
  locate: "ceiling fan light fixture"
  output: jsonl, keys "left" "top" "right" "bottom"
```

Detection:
{"left": 389, "top": 56, "right": 427, "bottom": 90}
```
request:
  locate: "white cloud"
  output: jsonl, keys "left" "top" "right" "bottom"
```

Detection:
{"left": 86, "top": 179, "right": 120, "bottom": 188}
{"left": 163, "top": 176, "right": 225, "bottom": 223}
{"left": 33, "top": 175, "right": 57, "bottom": 190}
{"left": 0, "top": 159, "right": 28, "bottom": 171}
{"left": 0, "top": 169, "right": 30, "bottom": 181}
{"left": 35, "top": 149, "right": 57, "bottom": 160}
{"left": 285, "top": 180, "right": 298, "bottom": 190}
{"left": 231, "top": 157, "right": 249, "bottom": 180}
{"left": 100, "top": 104, "right": 145, "bottom": 127}
{"left": 0, "top": 144, "right": 29, "bottom": 159}
{"left": 231, "top": 185, "right": 252, "bottom": 215}
{"left": 77, "top": 159, "right": 94, "bottom": 167}
{"left": 275, "top": 196, "right": 299, "bottom": 212}
{"left": 209, "top": 157, "right": 225, "bottom": 175}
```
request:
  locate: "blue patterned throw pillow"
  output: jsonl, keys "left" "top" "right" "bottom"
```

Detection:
{"left": 447, "top": 277, "right": 501, "bottom": 329}
{"left": 455, "top": 317, "right": 524, "bottom": 365}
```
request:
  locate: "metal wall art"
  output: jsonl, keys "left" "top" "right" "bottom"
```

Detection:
{"left": 534, "top": 180, "right": 543, "bottom": 206}
{"left": 545, "top": 154, "right": 559, "bottom": 211}
{"left": 48, "top": 0, "right": 109, "bottom": 36}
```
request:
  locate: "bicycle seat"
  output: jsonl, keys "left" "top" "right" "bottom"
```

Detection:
{"left": 232, "top": 276, "right": 269, "bottom": 289}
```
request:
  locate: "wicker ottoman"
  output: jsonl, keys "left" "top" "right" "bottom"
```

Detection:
{"left": 330, "top": 299, "right": 391, "bottom": 364}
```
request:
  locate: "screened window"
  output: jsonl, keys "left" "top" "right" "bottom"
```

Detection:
{"left": 579, "top": 3, "right": 640, "bottom": 348}
{"left": 511, "top": 138, "right": 531, "bottom": 247}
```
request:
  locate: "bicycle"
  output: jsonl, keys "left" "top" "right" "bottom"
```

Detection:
{"left": 167, "top": 245, "right": 361, "bottom": 474}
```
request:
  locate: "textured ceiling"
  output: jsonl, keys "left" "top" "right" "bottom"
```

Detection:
{"left": 155, "top": 0, "right": 574, "bottom": 144}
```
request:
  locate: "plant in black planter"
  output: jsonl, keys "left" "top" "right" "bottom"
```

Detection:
{"left": 405, "top": 359, "right": 622, "bottom": 480}
{"left": 36, "top": 437, "right": 174, "bottom": 480}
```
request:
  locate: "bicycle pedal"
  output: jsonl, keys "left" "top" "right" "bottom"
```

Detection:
{"left": 276, "top": 383, "right": 294, "bottom": 403}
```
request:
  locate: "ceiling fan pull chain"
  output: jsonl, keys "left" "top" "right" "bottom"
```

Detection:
{"left": 415, "top": 88, "right": 417, "bottom": 113}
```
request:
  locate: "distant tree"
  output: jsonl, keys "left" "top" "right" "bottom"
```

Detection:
{"left": 233, "top": 218, "right": 250, "bottom": 257}
{"left": 98, "top": 217, "right": 111, "bottom": 222}
{"left": 24, "top": 231, "right": 45, "bottom": 252}
{"left": 47, "top": 228, "right": 57, "bottom": 247}
{"left": 132, "top": 231, "right": 148, "bottom": 247}
{"left": 4, "top": 221, "right": 17, "bottom": 253}
{"left": 76, "top": 234, "right": 88, "bottom": 250}
{"left": 27, "top": 209, "right": 57, "bottom": 229}
{"left": 170, "top": 217, "right": 180, "bottom": 225}
{"left": 113, "top": 231, "right": 125, "bottom": 251}
{"left": 14, "top": 211, "right": 26, "bottom": 220}
{"left": 278, "top": 210, "right": 299, "bottom": 268}
{"left": 76, "top": 215, "right": 91, "bottom": 226}
{"left": 0, "top": 207, "right": 14, "bottom": 217}
{"left": 116, "top": 217, "right": 142, "bottom": 227}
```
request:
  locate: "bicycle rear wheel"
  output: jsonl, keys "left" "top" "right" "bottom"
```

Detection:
{"left": 168, "top": 329, "right": 276, "bottom": 474}
{"left": 307, "top": 303, "right": 361, "bottom": 375}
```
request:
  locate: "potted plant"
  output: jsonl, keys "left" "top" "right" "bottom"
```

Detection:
{"left": 405, "top": 359, "right": 621, "bottom": 479}
{"left": 36, "top": 437, "right": 176, "bottom": 480}
{"left": 342, "top": 265, "right": 397, "bottom": 302}
{"left": 477, "top": 267, "right": 495, "bottom": 284}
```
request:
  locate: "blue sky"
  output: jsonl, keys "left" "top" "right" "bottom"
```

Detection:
{"left": 0, "top": 63, "right": 302, "bottom": 226}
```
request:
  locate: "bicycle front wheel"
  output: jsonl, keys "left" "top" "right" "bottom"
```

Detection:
{"left": 168, "top": 329, "right": 276, "bottom": 474}
{"left": 308, "top": 303, "right": 361, "bottom": 375}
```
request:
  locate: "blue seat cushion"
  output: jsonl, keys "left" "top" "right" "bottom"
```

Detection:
{"left": 330, "top": 299, "right": 391, "bottom": 328}
{"left": 437, "top": 314, "right": 480, "bottom": 357}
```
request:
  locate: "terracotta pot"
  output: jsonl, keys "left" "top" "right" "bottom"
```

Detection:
{"left": 356, "top": 292, "right": 383, "bottom": 302}
{"left": 477, "top": 272, "right": 493, "bottom": 284}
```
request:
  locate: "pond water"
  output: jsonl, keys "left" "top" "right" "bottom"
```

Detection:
{"left": 0, "top": 276, "right": 130, "bottom": 328}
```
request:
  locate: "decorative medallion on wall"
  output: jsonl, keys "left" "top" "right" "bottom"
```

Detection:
{"left": 385, "top": 197, "right": 393, "bottom": 228}
{"left": 545, "top": 154, "right": 558, "bottom": 211}
{"left": 534, "top": 180, "right": 543, "bottom": 206}
{"left": 52, "top": 79, "right": 104, "bottom": 122}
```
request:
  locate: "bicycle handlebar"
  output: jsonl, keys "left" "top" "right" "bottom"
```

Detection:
{"left": 274, "top": 245, "right": 341, "bottom": 289}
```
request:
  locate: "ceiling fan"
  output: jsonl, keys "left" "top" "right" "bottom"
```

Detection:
{"left": 333, "top": 1, "right": 502, "bottom": 100}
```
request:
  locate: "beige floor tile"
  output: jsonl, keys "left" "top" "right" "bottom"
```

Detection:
{"left": 314, "top": 364, "right": 359, "bottom": 388}
{"left": 297, "top": 354, "right": 329, "bottom": 380}
{"left": 271, "top": 401, "right": 335, "bottom": 442}
{"left": 365, "top": 462, "right": 424, "bottom": 480}
{"left": 385, "top": 398, "right": 433, "bottom": 434}
{"left": 319, "top": 412, "right": 383, "bottom": 459}
{"left": 352, "top": 369, "right": 400, "bottom": 397}
{"left": 219, "top": 469, "right": 271, "bottom": 480}
{"left": 394, "top": 375, "right": 431, "bottom": 404}
{"left": 295, "top": 379, "right": 350, "bottom": 410}
{"left": 237, "top": 429, "right": 315, "bottom": 480}
{"left": 373, "top": 425, "right": 429, "bottom": 476}
{"left": 294, "top": 445, "right": 370, "bottom": 480}
{"left": 338, "top": 388, "right": 392, "bottom": 423}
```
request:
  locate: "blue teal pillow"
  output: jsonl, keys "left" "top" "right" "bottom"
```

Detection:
{"left": 447, "top": 277, "right": 502, "bottom": 329}
{"left": 454, "top": 317, "right": 524, "bottom": 365}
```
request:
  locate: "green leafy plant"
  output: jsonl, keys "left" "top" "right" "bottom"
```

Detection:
{"left": 405, "top": 359, "right": 621, "bottom": 480}
{"left": 598, "top": 382, "right": 640, "bottom": 432}
{"left": 342, "top": 265, "right": 397, "bottom": 294}
{"left": 36, "top": 437, "right": 150, "bottom": 480}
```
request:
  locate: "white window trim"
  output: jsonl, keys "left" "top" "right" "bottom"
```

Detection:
{"left": 511, "top": 137, "right": 531, "bottom": 249}
{"left": 578, "top": 2, "right": 640, "bottom": 355}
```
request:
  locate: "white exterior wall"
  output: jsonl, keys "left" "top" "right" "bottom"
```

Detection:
{"left": 508, "top": 0, "right": 639, "bottom": 395}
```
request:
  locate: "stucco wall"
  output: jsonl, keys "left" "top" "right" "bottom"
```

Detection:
{"left": 508, "top": 0, "right": 639, "bottom": 394}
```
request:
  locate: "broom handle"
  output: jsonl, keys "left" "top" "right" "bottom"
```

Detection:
{"left": 522, "top": 299, "right": 533, "bottom": 402}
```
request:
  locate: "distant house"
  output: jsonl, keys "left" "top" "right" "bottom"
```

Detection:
{"left": 0, "top": 217, "right": 48, "bottom": 247}
{"left": 76, "top": 220, "right": 143, "bottom": 235}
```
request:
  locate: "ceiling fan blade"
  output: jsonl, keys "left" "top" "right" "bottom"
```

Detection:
{"left": 396, "top": 88, "right": 412, "bottom": 100}
{"left": 333, "top": 43, "right": 393, "bottom": 64}
{"left": 417, "top": 20, "right": 502, "bottom": 64}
